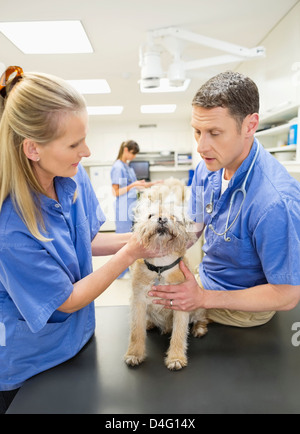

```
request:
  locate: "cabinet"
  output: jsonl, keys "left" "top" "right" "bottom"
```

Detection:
{"left": 142, "top": 151, "right": 193, "bottom": 183}
{"left": 255, "top": 104, "right": 300, "bottom": 176}
{"left": 134, "top": 150, "right": 192, "bottom": 175}
{"left": 88, "top": 165, "right": 116, "bottom": 231}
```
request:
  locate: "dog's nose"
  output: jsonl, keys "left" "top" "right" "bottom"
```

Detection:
{"left": 158, "top": 216, "right": 168, "bottom": 225}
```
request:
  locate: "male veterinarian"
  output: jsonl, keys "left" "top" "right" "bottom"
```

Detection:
{"left": 149, "top": 71, "right": 300, "bottom": 327}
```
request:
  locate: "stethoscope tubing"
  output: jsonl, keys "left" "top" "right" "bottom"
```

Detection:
{"left": 206, "top": 143, "right": 260, "bottom": 242}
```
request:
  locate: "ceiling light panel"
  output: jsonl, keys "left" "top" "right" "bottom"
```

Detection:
{"left": 87, "top": 106, "right": 124, "bottom": 115}
{"left": 0, "top": 20, "right": 93, "bottom": 54}
{"left": 67, "top": 79, "right": 111, "bottom": 94}
{"left": 140, "top": 104, "right": 177, "bottom": 114}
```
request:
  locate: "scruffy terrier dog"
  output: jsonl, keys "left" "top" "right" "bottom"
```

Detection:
{"left": 124, "top": 179, "right": 207, "bottom": 370}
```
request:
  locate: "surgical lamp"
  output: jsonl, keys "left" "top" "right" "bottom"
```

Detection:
{"left": 139, "top": 27, "right": 265, "bottom": 89}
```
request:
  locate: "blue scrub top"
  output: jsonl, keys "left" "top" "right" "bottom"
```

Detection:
{"left": 110, "top": 160, "right": 137, "bottom": 233}
{"left": 0, "top": 164, "right": 106, "bottom": 391}
{"left": 188, "top": 139, "right": 300, "bottom": 291}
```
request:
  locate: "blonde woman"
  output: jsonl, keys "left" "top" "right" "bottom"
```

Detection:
{"left": 0, "top": 66, "right": 158, "bottom": 412}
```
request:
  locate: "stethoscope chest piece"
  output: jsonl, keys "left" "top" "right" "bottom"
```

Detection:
{"left": 205, "top": 203, "right": 213, "bottom": 214}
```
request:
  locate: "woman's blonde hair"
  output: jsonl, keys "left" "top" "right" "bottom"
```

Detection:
{"left": 0, "top": 71, "right": 86, "bottom": 241}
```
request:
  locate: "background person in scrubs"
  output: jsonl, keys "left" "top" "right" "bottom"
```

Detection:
{"left": 0, "top": 67, "right": 159, "bottom": 413}
{"left": 150, "top": 71, "right": 300, "bottom": 325}
{"left": 111, "top": 140, "right": 157, "bottom": 278}
{"left": 111, "top": 140, "right": 146, "bottom": 233}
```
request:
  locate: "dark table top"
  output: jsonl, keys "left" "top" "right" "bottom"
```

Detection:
{"left": 7, "top": 304, "right": 300, "bottom": 414}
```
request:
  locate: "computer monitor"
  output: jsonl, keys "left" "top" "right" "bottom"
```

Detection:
{"left": 129, "top": 160, "right": 150, "bottom": 181}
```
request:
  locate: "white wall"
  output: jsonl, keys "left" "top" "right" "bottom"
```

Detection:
{"left": 238, "top": 2, "right": 300, "bottom": 113}
{"left": 86, "top": 118, "right": 194, "bottom": 165}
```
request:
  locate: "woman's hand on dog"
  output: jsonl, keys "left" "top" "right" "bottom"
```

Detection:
{"left": 148, "top": 260, "right": 205, "bottom": 311}
{"left": 124, "top": 233, "right": 165, "bottom": 262}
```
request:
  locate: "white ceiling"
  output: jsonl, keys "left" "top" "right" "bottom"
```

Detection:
{"left": 0, "top": 0, "right": 298, "bottom": 124}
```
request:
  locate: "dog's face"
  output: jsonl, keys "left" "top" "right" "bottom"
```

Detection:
{"left": 133, "top": 200, "right": 196, "bottom": 256}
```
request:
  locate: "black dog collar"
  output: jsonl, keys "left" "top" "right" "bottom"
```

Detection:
{"left": 144, "top": 257, "right": 182, "bottom": 276}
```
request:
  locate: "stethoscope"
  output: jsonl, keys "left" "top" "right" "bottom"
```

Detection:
{"left": 205, "top": 144, "right": 260, "bottom": 242}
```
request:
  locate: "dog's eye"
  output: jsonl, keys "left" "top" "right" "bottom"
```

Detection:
{"left": 148, "top": 214, "right": 153, "bottom": 219}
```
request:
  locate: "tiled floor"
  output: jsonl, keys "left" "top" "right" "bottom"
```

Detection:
{"left": 93, "top": 237, "right": 202, "bottom": 306}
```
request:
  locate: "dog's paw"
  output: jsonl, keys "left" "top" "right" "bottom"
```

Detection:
{"left": 124, "top": 353, "right": 145, "bottom": 367}
{"left": 192, "top": 321, "right": 208, "bottom": 338}
{"left": 165, "top": 356, "right": 187, "bottom": 371}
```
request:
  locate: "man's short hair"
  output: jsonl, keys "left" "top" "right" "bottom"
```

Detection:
{"left": 192, "top": 71, "right": 259, "bottom": 129}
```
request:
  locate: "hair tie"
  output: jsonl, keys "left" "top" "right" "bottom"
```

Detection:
{"left": 0, "top": 66, "right": 24, "bottom": 99}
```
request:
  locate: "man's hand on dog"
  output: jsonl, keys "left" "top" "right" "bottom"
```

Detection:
{"left": 148, "top": 260, "right": 205, "bottom": 311}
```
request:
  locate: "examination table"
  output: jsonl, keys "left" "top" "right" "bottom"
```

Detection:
{"left": 7, "top": 304, "right": 300, "bottom": 414}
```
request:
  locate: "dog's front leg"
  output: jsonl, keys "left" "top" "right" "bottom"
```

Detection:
{"left": 165, "top": 311, "right": 189, "bottom": 370}
{"left": 124, "top": 298, "right": 147, "bottom": 367}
